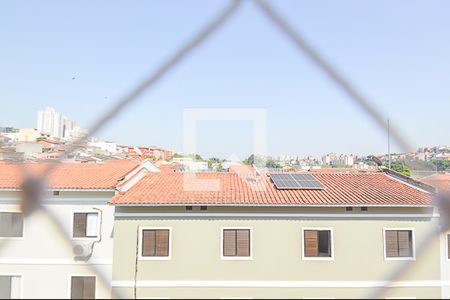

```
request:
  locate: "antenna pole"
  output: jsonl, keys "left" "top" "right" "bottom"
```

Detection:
{"left": 388, "top": 118, "right": 391, "bottom": 169}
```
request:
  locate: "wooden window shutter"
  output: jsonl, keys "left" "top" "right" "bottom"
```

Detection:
{"left": 11, "top": 213, "right": 23, "bottom": 237}
{"left": 223, "top": 229, "right": 237, "bottom": 256}
{"left": 71, "top": 277, "right": 83, "bottom": 299}
{"left": 155, "top": 230, "right": 170, "bottom": 256}
{"left": 385, "top": 230, "right": 399, "bottom": 257}
{"left": 73, "top": 213, "right": 87, "bottom": 238}
{"left": 142, "top": 230, "right": 156, "bottom": 256}
{"left": 398, "top": 230, "right": 412, "bottom": 257}
{"left": 82, "top": 277, "right": 96, "bottom": 299}
{"left": 304, "top": 230, "right": 319, "bottom": 257}
{"left": 71, "top": 277, "right": 95, "bottom": 299}
{"left": 236, "top": 229, "right": 250, "bottom": 257}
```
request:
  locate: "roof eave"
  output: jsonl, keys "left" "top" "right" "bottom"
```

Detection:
{"left": 110, "top": 203, "right": 433, "bottom": 208}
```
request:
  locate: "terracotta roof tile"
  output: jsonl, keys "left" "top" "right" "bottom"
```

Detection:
{"left": 110, "top": 172, "right": 432, "bottom": 206}
{"left": 421, "top": 173, "right": 450, "bottom": 192}
{"left": 0, "top": 160, "right": 139, "bottom": 190}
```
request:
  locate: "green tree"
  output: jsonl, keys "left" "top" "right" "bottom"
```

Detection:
{"left": 243, "top": 154, "right": 266, "bottom": 167}
{"left": 266, "top": 159, "right": 281, "bottom": 169}
{"left": 193, "top": 154, "right": 203, "bottom": 161}
{"left": 431, "top": 159, "right": 450, "bottom": 172}
{"left": 388, "top": 162, "right": 411, "bottom": 177}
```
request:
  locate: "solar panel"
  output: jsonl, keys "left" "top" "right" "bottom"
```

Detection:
{"left": 270, "top": 173, "right": 325, "bottom": 190}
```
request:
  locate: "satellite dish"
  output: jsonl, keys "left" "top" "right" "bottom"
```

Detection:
{"left": 370, "top": 155, "right": 383, "bottom": 167}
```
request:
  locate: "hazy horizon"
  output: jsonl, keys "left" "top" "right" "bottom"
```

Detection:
{"left": 1, "top": 0, "right": 449, "bottom": 159}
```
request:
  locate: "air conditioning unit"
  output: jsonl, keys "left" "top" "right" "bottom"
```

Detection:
{"left": 73, "top": 243, "right": 92, "bottom": 260}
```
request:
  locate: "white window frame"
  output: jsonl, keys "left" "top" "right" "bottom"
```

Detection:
{"left": 0, "top": 210, "right": 25, "bottom": 240}
{"left": 67, "top": 274, "right": 97, "bottom": 299}
{"left": 221, "top": 227, "right": 253, "bottom": 261}
{"left": 0, "top": 273, "right": 22, "bottom": 299}
{"left": 301, "top": 227, "right": 334, "bottom": 261}
{"left": 446, "top": 232, "right": 450, "bottom": 261}
{"left": 383, "top": 228, "right": 416, "bottom": 261}
{"left": 138, "top": 227, "right": 172, "bottom": 261}
{"left": 71, "top": 211, "right": 101, "bottom": 241}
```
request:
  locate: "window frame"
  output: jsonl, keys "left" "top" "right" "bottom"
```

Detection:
{"left": 0, "top": 210, "right": 24, "bottom": 240}
{"left": 220, "top": 227, "right": 253, "bottom": 261}
{"left": 383, "top": 228, "right": 416, "bottom": 261}
{"left": 68, "top": 275, "right": 97, "bottom": 299}
{"left": 138, "top": 227, "right": 172, "bottom": 261}
{"left": 71, "top": 211, "right": 101, "bottom": 240}
{"left": 301, "top": 227, "right": 334, "bottom": 261}
{"left": 0, "top": 274, "right": 22, "bottom": 299}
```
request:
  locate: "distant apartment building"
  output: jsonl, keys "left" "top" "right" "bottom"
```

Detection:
{"left": 322, "top": 153, "right": 355, "bottom": 166}
{"left": 37, "top": 107, "right": 82, "bottom": 139}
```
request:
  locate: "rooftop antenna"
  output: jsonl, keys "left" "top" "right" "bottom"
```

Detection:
{"left": 387, "top": 118, "right": 391, "bottom": 169}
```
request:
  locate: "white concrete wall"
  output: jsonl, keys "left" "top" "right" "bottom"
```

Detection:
{"left": 440, "top": 230, "right": 450, "bottom": 298}
{"left": 0, "top": 190, "right": 115, "bottom": 299}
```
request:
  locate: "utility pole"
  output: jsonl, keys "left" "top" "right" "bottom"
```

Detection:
{"left": 388, "top": 118, "right": 391, "bottom": 169}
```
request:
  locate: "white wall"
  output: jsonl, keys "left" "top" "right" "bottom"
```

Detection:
{"left": 0, "top": 190, "right": 115, "bottom": 299}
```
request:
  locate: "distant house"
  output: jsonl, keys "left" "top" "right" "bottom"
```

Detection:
{"left": 109, "top": 171, "right": 448, "bottom": 299}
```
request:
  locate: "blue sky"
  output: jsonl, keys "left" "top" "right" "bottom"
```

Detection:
{"left": 1, "top": 0, "right": 449, "bottom": 159}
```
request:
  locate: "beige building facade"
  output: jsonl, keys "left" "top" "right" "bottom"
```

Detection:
{"left": 111, "top": 205, "right": 446, "bottom": 299}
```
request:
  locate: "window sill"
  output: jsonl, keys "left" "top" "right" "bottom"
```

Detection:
{"left": 0, "top": 236, "right": 24, "bottom": 240}
{"left": 221, "top": 256, "right": 253, "bottom": 261}
{"left": 71, "top": 236, "right": 99, "bottom": 240}
{"left": 384, "top": 257, "right": 415, "bottom": 261}
{"left": 302, "top": 256, "right": 334, "bottom": 261}
{"left": 138, "top": 256, "right": 172, "bottom": 261}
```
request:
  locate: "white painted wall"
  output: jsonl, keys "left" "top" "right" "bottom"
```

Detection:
{"left": 440, "top": 229, "right": 450, "bottom": 299}
{"left": 0, "top": 190, "right": 115, "bottom": 299}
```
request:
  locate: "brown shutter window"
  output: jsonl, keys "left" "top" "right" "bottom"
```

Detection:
{"left": 155, "top": 230, "right": 170, "bottom": 257}
{"left": 398, "top": 231, "right": 412, "bottom": 257}
{"left": 304, "top": 230, "right": 319, "bottom": 257}
{"left": 304, "top": 229, "right": 332, "bottom": 258}
{"left": 0, "top": 212, "right": 23, "bottom": 237}
{"left": 385, "top": 230, "right": 413, "bottom": 258}
{"left": 142, "top": 229, "right": 170, "bottom": 257}
{"left": 71, "top": 276, "right": 95, "bottom": 299}
{"left": 223, "top": 229, "right": 237, "bottom": 256}
{"left": 223, "top": 229, "right": 250, "bottom": 257}
{"left": 236, "top": 229, "right": 250, "bottom": 257}
{"left": 73, "top": 213, "right": 87, "bottom": 238}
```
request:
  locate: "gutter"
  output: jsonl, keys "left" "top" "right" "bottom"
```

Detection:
{"left": 111, "top": 203, "right": 433, "bottom": 208}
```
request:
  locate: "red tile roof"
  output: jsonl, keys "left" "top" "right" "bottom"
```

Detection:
{"left": 0, "top": 160, "right": 139, "bottom": 190}
{"left": 421, "top": 173, "right": 450, "bottom": 192}
{"left": 110, "top": 172, "right": 432, "bottom": 206}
